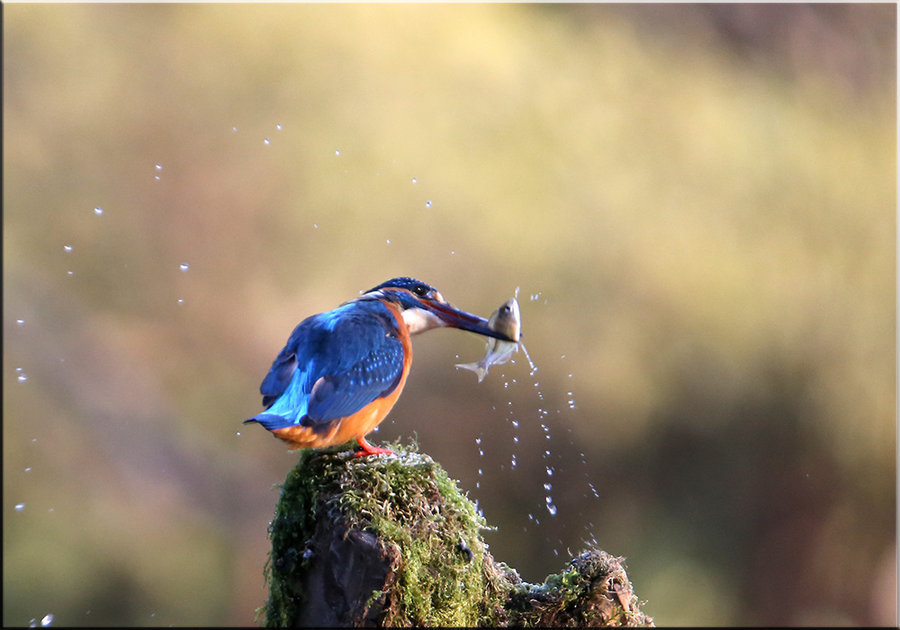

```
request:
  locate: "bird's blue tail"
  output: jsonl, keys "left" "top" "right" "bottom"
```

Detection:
{"left": 243, "top": 413, "right": 295, "bottom": 431}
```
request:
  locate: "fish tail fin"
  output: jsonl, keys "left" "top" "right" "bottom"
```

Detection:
{"left": 455, "top": 362, "right": 487, "bottom": 383}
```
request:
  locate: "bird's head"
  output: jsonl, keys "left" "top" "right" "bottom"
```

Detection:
{"left": 363, "top": 277, "right": 514, "bottom": 340}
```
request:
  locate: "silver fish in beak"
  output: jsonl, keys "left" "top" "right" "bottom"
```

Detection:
{"left": 455, "top": 294, "right": 521, "bottom": 382}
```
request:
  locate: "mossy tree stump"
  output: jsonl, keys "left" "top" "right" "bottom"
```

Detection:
{"left": 260, "top": 441, "right": 654, "bottom": 627}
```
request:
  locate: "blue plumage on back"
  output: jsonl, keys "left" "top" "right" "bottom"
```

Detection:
{"left": 248, "top": 299, "right": 405, "bottom": 431}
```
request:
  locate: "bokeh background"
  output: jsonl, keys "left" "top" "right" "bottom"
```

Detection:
{"left": 4, "top": 3, "right": 896, "bottom": 626}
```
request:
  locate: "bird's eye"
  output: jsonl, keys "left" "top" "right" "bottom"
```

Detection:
{"left": 412, "top": 284, "right": 429, "bottom": 297}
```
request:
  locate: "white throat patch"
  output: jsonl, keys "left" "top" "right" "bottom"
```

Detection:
{"left": 402, "top": 307, "right": 445, "bottom": 335}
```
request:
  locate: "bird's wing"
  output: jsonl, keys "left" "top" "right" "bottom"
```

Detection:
{"left": 306, "top": 339, "right": 405, "bottom": 422}
{"left": 257, "top": 304, "right": 405, "bottom": 426}
{"left": 259, "top": 322, "right": 307, "bottom": 407}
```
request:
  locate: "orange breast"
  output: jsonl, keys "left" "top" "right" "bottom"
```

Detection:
{"left": 272, "top": 304, "right": 413, "bottom": 450}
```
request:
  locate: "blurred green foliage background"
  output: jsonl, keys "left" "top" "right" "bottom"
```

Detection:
{"left": 3, "top": 3, "right": 895, "bottom": 626}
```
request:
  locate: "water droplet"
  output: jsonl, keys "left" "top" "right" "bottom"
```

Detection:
{"left": 15, "top": 503, "right": 25, "bottom": 511}
{"left": 63, "top": 245, "right": 73, "bottom": 253}
{"left": 313, "top": 223, "right": 319, "bottom": 229}
{"left": 179, "top": 263, "right": 190, "bottom": 272}
{"left": 66, "top": 271, "right": 74, "bottom": 277}
{"left": 386, "top": 239, "right": 391, "bottom": 245}
{"left": 41, "top": 613, "right": 54, "bottom": 627}
{"left": 276, "top": 123, "right": 283, "bottom": 131}
{"left": 17, "top": 373, "right": 28, "bottom": 383}
{"left": 155, "top": 163, "right": 163, "bottom": 171}
{"left": 545, "top": 498, "right": 557, "bottom": 516}
{"left": 513, "top": 436, "right": 519, "bottom": 444}
{"left": 25, "top": 467, "right": 32, "bottom": 473}
{"left": 511, "top": 455, "right": 518, "bottom": 468}
{"left": 477, "top": 468, "right": 483, "bottom": 476}
{"left": 511, "top": 420, "right": 519, "bottom": 428}
{"left": 543, "top": 483, "right": 552, "bottom": 491}
{"left": 16, "top": 319, "right": 24, "bottom": 326}
{"left": 335, "top": 149, "right": 341, "bottom": 156}
{"left": 425, "top": 200, "right": 433, "bottom": 208}
{"left": 177, "top": 298, "right": 184, "bottom": 305}
{"left": 546, "top": 466, "right": 554, "bottom": 477}
{"left": 263, "top": 138, "right": 271, "bottom": 145}
{"left": 475, "top": 437, "right": 482, "bottom": 445}
{"left": 93, "top": 206, "right": 103, "bottom": 215}
{"left": 232, "top": 126, "right": 238, "bottom": 132}
{"left": 450, "top": 250, "right": 455, "bottom": 255}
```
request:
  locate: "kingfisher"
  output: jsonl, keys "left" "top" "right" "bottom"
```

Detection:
{"left": 244, "top": 277, "right": 514, "bottom": 456}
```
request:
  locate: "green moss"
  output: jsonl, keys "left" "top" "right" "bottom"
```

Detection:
{"left": 262, "top": 445, "right": 347, "bottom": 627}
{"left": 261, "top": 439, "right": 653, "bottom": 627}
{"left": 506, "top": 551, "right": 651, "bottom": 627}
{"left": 339, "top": 443, "right": 502, "bottom": 625}
{"left": 263, "top": 440, "right": 511, "bottom": 626}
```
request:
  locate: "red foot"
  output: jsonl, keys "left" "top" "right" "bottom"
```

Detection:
{"left": 354, "top": 436, "right": 395, "bottom": 458}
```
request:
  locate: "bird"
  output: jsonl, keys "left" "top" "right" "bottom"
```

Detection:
{"left": 244, "top": 277, "right": 515, "bottom": 456}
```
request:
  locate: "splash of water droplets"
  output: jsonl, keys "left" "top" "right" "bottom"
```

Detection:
{"left": 545, "top": 496, "right": 557, "bottom": 516}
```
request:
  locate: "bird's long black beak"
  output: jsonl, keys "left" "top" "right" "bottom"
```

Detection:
{"left": 424, "top": 301, "right": 515, "bottom": 341}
